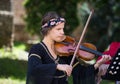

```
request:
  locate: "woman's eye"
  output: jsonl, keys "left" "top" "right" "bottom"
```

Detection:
{"left": 57, "top": 28, "right": 61, "bottom": 30}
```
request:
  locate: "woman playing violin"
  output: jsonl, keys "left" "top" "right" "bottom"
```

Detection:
{"left": 26, "top": 11, "right": 111, "bottom": 84}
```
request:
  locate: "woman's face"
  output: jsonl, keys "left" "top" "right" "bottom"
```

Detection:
{"left": 48, "top": 22, "right": 65, "bottom": 42}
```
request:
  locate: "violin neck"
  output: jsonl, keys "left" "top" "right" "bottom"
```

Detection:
{"left": 80, "top": 45, "right": 103, "bottom": 56}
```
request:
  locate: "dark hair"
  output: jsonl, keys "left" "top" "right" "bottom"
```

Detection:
{"left": 41, "top": 11, "right": 60, "bottom": 36}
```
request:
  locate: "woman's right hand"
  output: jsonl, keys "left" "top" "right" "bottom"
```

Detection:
{"left": 56, "top": 64, "right": 73, "bottom": 76}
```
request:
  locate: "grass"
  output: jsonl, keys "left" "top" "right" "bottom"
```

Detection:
{"left": 0, "top": 77, "right": 25, "bottom": 84}
{"left": 101, "top": 80, "right": 115, "bottom": 84}
{"left": 0, "top": 42, "right": 28, "bottom": 84}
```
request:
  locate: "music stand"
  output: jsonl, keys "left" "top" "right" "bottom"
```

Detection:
{"left": 102, "top": 48, "right": 120, "bottom": 81}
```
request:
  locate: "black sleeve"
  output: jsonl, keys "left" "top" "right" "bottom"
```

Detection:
{"left": 26, "top": 44, "right": 57, "bottom": 84}
{"left": 28, "top": 56, "right": 57, "bottom": 76}
{"left": 28, "top": 44, "right": 57, "bottom": 76}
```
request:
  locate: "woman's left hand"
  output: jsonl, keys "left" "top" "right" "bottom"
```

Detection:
{"left": 94, "top": 55, "right": 111, "bottom": 69}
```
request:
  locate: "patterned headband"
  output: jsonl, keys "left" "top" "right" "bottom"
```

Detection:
{"left": 42, "top": 17, "right": 65, "bottom": 28}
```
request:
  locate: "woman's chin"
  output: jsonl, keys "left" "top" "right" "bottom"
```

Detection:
{"left": 55, "top": 39, "right": 63, "bottom": 42}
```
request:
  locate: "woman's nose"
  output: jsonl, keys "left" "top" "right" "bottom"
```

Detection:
{"left": 61, "top": 29, "right": 64, "bottom": 35}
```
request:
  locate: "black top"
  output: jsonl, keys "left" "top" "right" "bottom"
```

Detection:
{"left": 26, "top": 42, "right": 72, "bottom": 84}
{"left": 26, "top": 42, "right": 98, "bottom": 84}
{"left": 72, "top": 63, "right": 98, "bottom": 84}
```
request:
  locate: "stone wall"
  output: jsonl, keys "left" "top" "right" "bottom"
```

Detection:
{"left": 0, "top": 0, "right": 11, "bottom": 11}
{"left": 0, "top": 0, "right": 13, "bottom": 48}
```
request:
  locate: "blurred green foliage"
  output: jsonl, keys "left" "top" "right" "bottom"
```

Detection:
{"left": 23, "top": 0, "right": 120, "bottom": 52}
{"left": 23, "top": 0, "right": 81, "bottom": 35}
{"left": 84, "top": 0, "right": 120, "bottom": 51}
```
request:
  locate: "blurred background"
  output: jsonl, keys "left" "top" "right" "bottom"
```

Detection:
{"left": 0, "top": 0, "right": 120, "bottom": 84}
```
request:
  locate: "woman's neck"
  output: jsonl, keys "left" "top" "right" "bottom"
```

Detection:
{"left": 42, "top": 36, "right": 57, "bottom": 58}
{"left": 42, "top": 36, "right": 54, "bottom": 47}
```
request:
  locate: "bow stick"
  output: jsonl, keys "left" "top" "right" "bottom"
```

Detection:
{"left": 70, "top": 10, "right": 94, "bottom": 66}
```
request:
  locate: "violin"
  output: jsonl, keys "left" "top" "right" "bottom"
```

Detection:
{"left": 55, "top": 36, "right": 103, "bottom": 61}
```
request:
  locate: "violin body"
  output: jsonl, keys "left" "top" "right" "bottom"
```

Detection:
{"left": 55, "top": 36, "right": 97, "bottom": 61}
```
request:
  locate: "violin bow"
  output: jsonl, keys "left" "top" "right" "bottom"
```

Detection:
{"left": 70, "top": 9, "right": 94, "bottom": 66}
